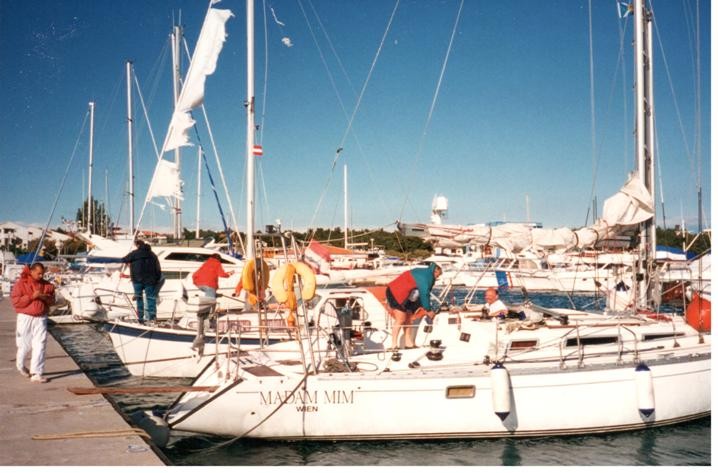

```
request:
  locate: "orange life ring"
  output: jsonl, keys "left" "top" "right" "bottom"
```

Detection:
{"left": 238, "top": 258, "right": 270, "bottom": 306}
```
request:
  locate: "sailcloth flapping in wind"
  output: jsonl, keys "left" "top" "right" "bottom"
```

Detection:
{"left": 399, "top": 172, "right": 654, "bottom": 256}
{"left": 165, "top": 6, "right": 234, "bottom": 152}
{"left": 146, "top": 2, "right": 234, "bottom": 205}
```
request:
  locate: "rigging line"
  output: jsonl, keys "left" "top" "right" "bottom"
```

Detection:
{"left": 583, "top": 14, "right": 630, "bottom": 226}
{"left": 31, "top": 110, "right": 90, "bottom": 264}
{"left": 257, "top": 0, "right": 272, "bottom": 232}
{"left": 397, "top": 0, "right": 464, "bottom": 223}
{"left": 258, "top": 0, "right": 269, "bottom": 144}
{"left": 680, "top": 0, "right": 698, "bottom": 96}
{"left": 693, "top": 0, "right": 701, "bottom": 194}
{"left": 618, "top": 9, "right": 630, "bottom": 177}
{"left": 305, "top": 0, "right": 397, "bottom": 230}
{"left": 653, "top": 126, "right": 667, "bottom": 229}
{"left": 179, "top": 35, "right": 244, "bottom": 252}
{"left": 649, "top": 3, "right": 699, "bottom": 191}
{"left": 302, "top": 0, "right": 401, "bottom": 239}
{"left": 95, "top": 71, "right": 125, "bottom": 149}
{"left": 307, "top": 0, "right": 358, "bottom": 100}
{"left": 585, "top": 0, "right": 597, "bottom": 227}
{"left": 141, "top": 38, "right": 171, "bottom": 140}
{"left": 133, "top": 74, "right": 162, "bottom": 161}
{"left": 200, "top": 148, "right": 233, "bottom": 253}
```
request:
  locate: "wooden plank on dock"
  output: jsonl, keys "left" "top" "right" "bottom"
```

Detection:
{"left": 68, "top": 385, "right": 218, "bottom": 395}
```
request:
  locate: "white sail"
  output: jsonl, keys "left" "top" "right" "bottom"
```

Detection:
{"left": 401, "top": 173, "right": 654, "bottom": 256}
{"left": 166, "top": 6, "right": 234, "bottom": 151}
{"left": 147, "top": 159, "right": 184, "bottom": 200}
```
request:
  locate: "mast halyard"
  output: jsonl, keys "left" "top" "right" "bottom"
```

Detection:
{"left": 245, "top": 0, "right": 256, "bottom": 260}
{"left": 171, "top": 24, "right": 183, "bottom": 240}
{"left": 126, "top": 61, "right": 135, "bottom": 235}
{"left": 87, "top": 101, "right": 95, "bottom": 234}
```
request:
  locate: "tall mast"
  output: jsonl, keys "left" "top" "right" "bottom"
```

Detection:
{"left": 634, "top": 0, "right": 656, "bottom": 309}
{"left": 344, "top": 164, "right": 349, "bottom": 249}
{"left": 87, "top": 101, "right": 95, "bottom": 233}
{"left": 196, "top": 145, "right": 203, "bottom": 239}
{"left": 245, "top": 0, "right": 256, "bottom": 260}
{"left": 126, "top": 61, "right": 135, "bottom": 235}
{"left": 104, "top": 169, "right": 109, "bottom": 237}
{"left": 171, "top": 24, "right": 183, "bottom": 240}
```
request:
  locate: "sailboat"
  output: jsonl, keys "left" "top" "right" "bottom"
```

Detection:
{"left": 159, "top": 0, "right": 710, "bottom": 440}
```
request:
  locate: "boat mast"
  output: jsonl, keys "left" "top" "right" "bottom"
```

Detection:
{"left": 87, "top": 101, "right": 95, "bottom": 234}
{"left": 171, "top": 24, "right": 183, "bottom": 240}
{"left": 126, "top": 61, "right": 135, "bottom": 235}
{"left": 196, "top": 145, "right": 202, "bottom": 239}
{"left": 344, "top": 164, "right": 349, "bottom": 249}
{"left": 245, "top": 0, "right": 256, "bottom": 260}
{"left": 104, "top": 169, "right": 109, "bottom": 237}
{"left": 634, "top": 0, "right": 657, "bottom": 309}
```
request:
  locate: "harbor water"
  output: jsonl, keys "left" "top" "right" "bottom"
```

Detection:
{"left": 50, "top": 291, "right": 711, "bottom": 466}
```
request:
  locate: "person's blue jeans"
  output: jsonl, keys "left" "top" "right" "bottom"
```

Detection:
{"left": 197, "top": 286, "right": 217, "bottom": 299}
{"left": 132, "top": 282, "right": 158, "bottom": 321}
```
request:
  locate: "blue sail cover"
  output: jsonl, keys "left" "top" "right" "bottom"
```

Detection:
{"left": 15, "top": 253, "right": 45, "bottom": 264}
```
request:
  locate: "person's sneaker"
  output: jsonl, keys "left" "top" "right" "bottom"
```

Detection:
{"left": 30, "top": 374, "right": 48, "bottom": 383}
{"left": 17, "top": 366, "right": 30, "bottom": 378}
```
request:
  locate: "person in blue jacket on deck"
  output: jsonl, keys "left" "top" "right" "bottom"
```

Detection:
{"left": 385, "top": 262, "right": 442, "bottom": 350}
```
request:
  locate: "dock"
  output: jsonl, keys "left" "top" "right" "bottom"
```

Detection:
{"left": 0, "top": 298, "right": 166, "bottom": 466}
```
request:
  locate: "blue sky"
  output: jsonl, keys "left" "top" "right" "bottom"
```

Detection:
{"left": 0, "top": 0, "right": 711, "bottom": 235}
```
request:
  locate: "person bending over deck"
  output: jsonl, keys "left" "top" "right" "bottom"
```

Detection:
{"left": 11, "top": 263, "right": 55, "bottom": 383}
{"left": 121, "top": 239, "right": 162, "bottom": 323}
{"left": 385, "top": 262, "right": 442, "bottom": 350}
{"left": 192, "top": 253, "right": 234, "bottom": 300}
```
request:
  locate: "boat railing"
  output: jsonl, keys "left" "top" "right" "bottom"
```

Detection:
{"left": 92, "top": 286, "right": 140, "bottom": 319}
{"left": 532, "top": 322, "right": 645, "bottom": 370}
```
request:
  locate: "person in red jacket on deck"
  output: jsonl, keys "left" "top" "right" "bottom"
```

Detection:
{"left": 192, "top": 253, "right": 234, "bottom": 299}
{"left": 11, "top": 263, "right": 56, "bottom": 383}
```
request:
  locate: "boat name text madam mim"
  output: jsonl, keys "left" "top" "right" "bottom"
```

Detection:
{"left": 259, "top": 390, "right": 354, "bottom": 407}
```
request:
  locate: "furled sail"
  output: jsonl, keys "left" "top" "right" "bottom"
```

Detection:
{"left": 399, "top": 172, "right": 653, "bottom": 256}
{"left": 165, "top": 5, "right": 234, "bottom": 151}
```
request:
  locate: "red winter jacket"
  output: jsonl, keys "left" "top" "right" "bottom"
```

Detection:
{"left": 192, "top": 258, "right": 230, "bottom": 289}
{"left": 11, "top": 266, "right": 56, "bottom": 316}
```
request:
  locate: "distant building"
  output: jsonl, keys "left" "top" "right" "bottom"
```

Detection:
{"left": 0, "top": 221, "right": 71, "bottom": 251}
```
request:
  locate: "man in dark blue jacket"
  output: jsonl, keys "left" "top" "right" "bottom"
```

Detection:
{"left": 121, "top": 240, "right": 162, "bottom": 323}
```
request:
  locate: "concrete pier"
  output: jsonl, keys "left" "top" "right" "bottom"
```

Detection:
{"left": 0, "top": 299, "right": 166, "bottom": 466}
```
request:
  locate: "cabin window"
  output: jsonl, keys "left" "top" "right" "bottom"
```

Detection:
{"left": 162, "top": 271, "right": 191, "bottom": 280}
{"left": 446, "top": 385, "right": 475, "bottom": 399}
{"left": 459, "top": 332, "right": 471, "bottom": 342}
{"left": 643, "top": 333, "right": 685, "bottom": 341}
{"left": 509, "top": 340, "right": 537, "bottom": 351}
{"left": 565, "top": 336, "right": 618, "bottom": 347}
{"left": 164, "top": 252, "right": 209, "bottom": 262}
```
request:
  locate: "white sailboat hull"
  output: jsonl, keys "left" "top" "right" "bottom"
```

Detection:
{"left": 167, "top": 352, "right": 710, "bottom": 440}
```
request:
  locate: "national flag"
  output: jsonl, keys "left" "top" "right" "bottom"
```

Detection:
{"left": 253, "top": 144, "right": 263, "bottom": 156}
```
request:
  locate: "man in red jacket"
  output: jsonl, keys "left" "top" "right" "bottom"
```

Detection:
{"left": 192, "top": 253, "right": 234, "bottom": 299}
{"left": 11, "top": 263, "right": 56, "bottom": 383}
